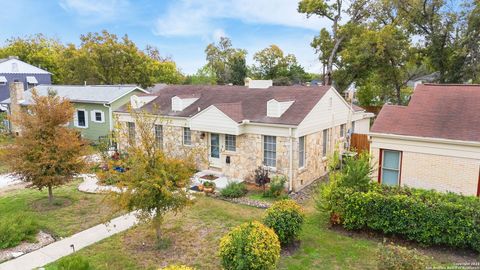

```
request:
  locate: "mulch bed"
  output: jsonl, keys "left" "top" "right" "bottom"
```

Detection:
{"left": 30, "top": 197, "right": 73, "bottom": 212}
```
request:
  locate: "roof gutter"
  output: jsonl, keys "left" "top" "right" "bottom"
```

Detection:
{"left": 369, "top": 132, "right": 480, "bottom": 147}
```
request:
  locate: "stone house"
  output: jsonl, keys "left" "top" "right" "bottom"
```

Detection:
{"left": 1, "top": 83, "right": 146, "bottom": 141}
{"left": 370, "top": 84, "right": 480, "bottom": 196}
{"left": 115, "top": 83, "right": 373, "bottom": 192}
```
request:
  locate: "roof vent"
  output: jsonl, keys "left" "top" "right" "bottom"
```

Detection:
{"left": 172, "top": 95, "right": 199, "bottom": 111}
{"left": 247, "top": 79, "right": 273, "bottom": 89}
{"left": 267, "top": 99, "right": 294, "bottom": 117}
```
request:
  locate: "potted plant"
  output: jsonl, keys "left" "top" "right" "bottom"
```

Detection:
{"left": 203, "top": 181, "right": 216, "bottom": 194}
{"left": 198, "top": 183, "right": 204, "bottom": 191}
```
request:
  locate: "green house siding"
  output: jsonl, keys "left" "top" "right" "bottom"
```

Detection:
{"left": 69, "top": 103, "right": 111, "bottom": 141}
{"left": 69, "top": 89, "right": 144, "bottom": 141}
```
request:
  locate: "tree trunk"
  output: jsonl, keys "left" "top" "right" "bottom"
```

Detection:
{"left": 48, "top": 186, "right": 53, "bottom": 205}
{"left": 153, "top": 212, "right": 164, "bottom": 242}
{"left": 325, "top": 36, "right": 345, "bottom": 86}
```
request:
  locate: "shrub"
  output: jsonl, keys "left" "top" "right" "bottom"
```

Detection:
{"left": 254, "top": 166, "right": 270, "bottom": 191}
{"left": 162, "top": 265, "right": 195, "bottom": 270}
{"left": 56, "top": 255, "right": 92, "bottom": 270}
{"left": 219, "top": 221, "right": 280, "bottom": 270}
{"left": 336, "top": 186, "right": 480, "bottom": 252}
{"left": 264, "top": 176, "right": 286, "bottom": 198}
{"left": 377, "top": 244, "right": 430, "bottom": 270}
{"left": 0, "top": 214, "right": 39, "bottom": 249}
{"left": 263, "top": 199, "right": 305, "bottom": 245}
{"left": 220, "top": 182, "right": 248, "bottom": 198}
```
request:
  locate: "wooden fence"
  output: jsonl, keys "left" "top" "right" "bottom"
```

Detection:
{"left": 350, "top": 133, "right": 370, "bottom": 154}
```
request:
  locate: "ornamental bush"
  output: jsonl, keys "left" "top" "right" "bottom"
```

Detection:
{"left": 220, "top": 181, "right": 248, "bottom": 198}
{"left": 219, "top": 221, "right": 280, "bottom": 270}
{"left": 264, "top": 176, "right": 286, "bottom": 198}
{"left": 263, "top": 199, "right": 305, "bottom": 245}
{"left": 336, "top": 185, "right": 480, "bottom": 252}
{"left": 377, "top": 244, "right": 430, "bottom": 270}
{"left": 56, "top": 255, "right": 92, "bottom": 270}
{"left": 0, "top": 214, "right": 38, "bottom": 249}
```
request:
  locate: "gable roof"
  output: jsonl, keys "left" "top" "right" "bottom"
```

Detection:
{"left": 371, "top": 84, "right": 480, "bottom": 142}
{"left": 0, "top": 58, "right": 51, "bottom": 74}
{"left": 1, "top": 84, "right": 146, "bottom": 105}
{"left": 119, "top": 85, "right": 331, "bottom": 126}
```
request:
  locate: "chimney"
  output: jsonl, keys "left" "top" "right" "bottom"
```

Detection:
{"left": 9, "top": 82, "right": 25, "bottom": 135}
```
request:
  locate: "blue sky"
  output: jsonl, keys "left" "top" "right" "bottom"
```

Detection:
{"left": 0, "top": 0, "right": 330, "bottom": 74}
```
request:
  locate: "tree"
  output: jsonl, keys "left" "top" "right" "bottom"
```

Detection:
{"left": 1, "top": 90, "right": 86, "bottom": 204}
{"left": 112, "top": 108, "right": 198, "bottom": 242}
{"left": 184, "top": 65, "right": 217, "bottom": 85}
{"left": 229, "top": 52, "right": 248, "bottom": 85}
{"left": 393, "top": 0, "right": 468, "bottom": 83}
{"left": 252, "top": 45, "right": 308, "bottom": 85}
{"left": 298, "top": 0, "right": 370, "bottom": 85}
{"left": 205, "top": 37, "right": 247, "bottom": 85}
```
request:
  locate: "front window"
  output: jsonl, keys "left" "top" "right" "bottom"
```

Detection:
{"left": 322, "top": 129, "right": 329, "bottom": 157}
{"left": 127, "top": 122, "right": 135, "bottom": 144}
{"left": 381, "top": 150, "right": 402, "bottom": 186}
{"left": 225, "top": 134, "right": 236, "bottom": 151}
{"left": 263, "top": 136, "right": 276, "bottom": 167}
{"left": 155, "top": 125, "right": 163, "bottom": 148}
{"left": 77, "top": 110, "right": 86, "bottom": 127}
{"left": 183, "top": 127, "right": 191, "bottom": 145}
{"left": 95, "top": 112, "right": 102, "bottom": 122}
{"left": 299, "top": 136, "right": 306, "bottom": 168}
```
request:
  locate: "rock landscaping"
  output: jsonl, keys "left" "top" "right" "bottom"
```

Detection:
{"left": 0, "top": 231, "right": 55, "bottom": 263}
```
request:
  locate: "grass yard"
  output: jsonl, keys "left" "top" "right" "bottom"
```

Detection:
{"left": 45, "top": 195, "right": 385, "bottom": 270}
{"left": 0, "top": 179, "right": 115, "bottom": 242}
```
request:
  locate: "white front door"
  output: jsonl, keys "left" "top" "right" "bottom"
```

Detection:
{"left": 209, "top": 133, "right": 222, "bottom": 167}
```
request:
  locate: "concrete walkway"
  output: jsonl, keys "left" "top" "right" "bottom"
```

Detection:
{"left": 77, "top": 174, "right": 121, "bottom": 194}
{"left": 0, "top": 212, "right": 138, "bottom": 270}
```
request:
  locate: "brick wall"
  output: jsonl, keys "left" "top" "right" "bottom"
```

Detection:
{"left": 372, "top": 146, "right": 480, "bottom": 196}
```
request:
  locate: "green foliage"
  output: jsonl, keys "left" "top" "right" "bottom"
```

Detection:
{"left": 56, "top": 255, "right": 93, "bottom": 270}
{"left": 252, "top": 45, "right": 308, "bottom": 85}
{"left": 263, "top": 200, "right": 305, "bottom": 245}
{"left": 184, "top": 65, "right": 217, "bottom": 85}
{"left": 264, "top": 176, "right": 287, "bottom": 198}
{"left": 329, "top": 185, "right": 480, "bottom": 252}
{"left": 219, "top": 221, "right": 280, "bottom": 270}
{"left": 205, "top": 37, "right": 247, "bottom": 85}
{"left": 220, "top": 182, "right": 248, "bottom": 198}
{"left": 340, "top": 153, "right": 373, "bottom": 192}
{"left": 162, "top": 265, "right": 195, "bottom": 270}
{"left": 0, "top": 214, "right": 39, "bottom": 249}
{"left": 377, "top": 244, "right": 430, "bottom": 270}
{"left": 0, "top": 31, "right": 184, "bottom": 87}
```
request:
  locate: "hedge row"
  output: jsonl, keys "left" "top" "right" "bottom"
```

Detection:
{"left": 337, "top": 187, "right": 480, "bottom": 252}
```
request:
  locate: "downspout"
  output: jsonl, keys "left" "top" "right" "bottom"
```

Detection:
{"left": 288, "top": 127, "right": 293, "bottom": 192}
{"left": 103, "top": 103, "right": 113, "bottom": 131}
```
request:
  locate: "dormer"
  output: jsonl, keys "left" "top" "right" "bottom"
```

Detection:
{"left": 171, "top": 95, "right": 199, "bottom": 111}
{"left": 130, "top": 95, "right": 156, "bottom": 109}
{"left": 267, "top": 99, "right": 294, "bottom": 118}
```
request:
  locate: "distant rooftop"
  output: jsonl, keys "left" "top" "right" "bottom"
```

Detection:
{"left": 0, "top": 57, "right": 51, "bottom": 75}
{"left": 1, "top": 84, "right": 146, "bottom": 105}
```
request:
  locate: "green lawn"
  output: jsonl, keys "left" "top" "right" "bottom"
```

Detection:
{"left": 45, "top": 195, "right": 384, "bottom": 270}
{"left": 0, "top": 180, "right": 114, "bottom": 239}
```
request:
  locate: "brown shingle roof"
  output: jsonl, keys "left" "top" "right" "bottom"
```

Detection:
{"left": 119, "top": 85, "right": 331, "bottom": 125}
{"left": 371, "top": 84, "right": 480, "bottom": 142}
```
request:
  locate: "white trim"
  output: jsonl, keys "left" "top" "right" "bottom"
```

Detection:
{"left": 369, "top": 132, "right": 480, "bottom": 147}
{"left": 74, "top": 109, "right": 88, "bottom": 128}
{"left": 90, "top": 110, "right": 105, "bottom": 123}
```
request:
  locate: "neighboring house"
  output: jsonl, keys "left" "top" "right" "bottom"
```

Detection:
{"left": 370, "top": 84, "right": 480, "bottom": 196}
{"left": 1, "top": 83, "right": 147, "bottom": 141}
{"left": 0, "top": 56, "right": 51, "bottom": 104}
{"left": 115, "top": 84, "right": 374, "bottom": 191}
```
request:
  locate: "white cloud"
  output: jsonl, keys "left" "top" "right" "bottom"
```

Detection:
{"left": 212, "top": 28, "right": 227, "bottom": 42}
{"left": 59, "top": 0, "right": 130, "bottom": 23}
{"left": 153, "top": 0, "right": 329, "bottom": 37}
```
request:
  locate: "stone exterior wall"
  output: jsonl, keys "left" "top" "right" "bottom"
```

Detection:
{"left": 117, "top": 119, "right": 349, "bottom": 192}
{"left": 371, "top": 146, "right": 480, "bottom": 196}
